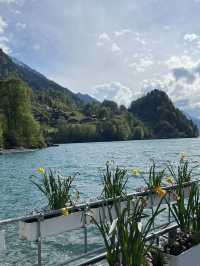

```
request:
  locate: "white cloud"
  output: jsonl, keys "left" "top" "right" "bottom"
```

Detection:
{"left": 129, "top": 58, "right": 154, "bottom": 72}
{"left": 184, "top": 33, "right": 199, "bottom": 42}
{"left": 90, "top": 82, "right": 135, "bottom": 107}
{"left": 98, "top": 32, "right": 111, "bottom": 42}
{"left": 97, "top": 32, "right": 111, "bottom": 47}
{"left": 140, "top": 57, "right": 200, "bottom": 118}
{"left": 134, "top": 32, "right": 146, "bottom": 45}
{"left": 165, "top": 55, "right": 196, "bottom": 69}
{"left": 0, "top": 16, "right": 10, "bottom": 53}
{"left": 114, "top": 29, "right": 132, "bottom": 37}
{"left": 111, "top": 42, "right": 121, "bottom": 53}
{"left": 0, "top": 36, "right": 10, "bottom": 53}
{"left": 16, "top": 22, "right": 26, "bottom": 30}
{"left": 0, "top": 16, "right": 7, "bottom": 34}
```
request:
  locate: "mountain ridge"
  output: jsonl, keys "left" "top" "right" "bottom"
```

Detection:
{"left": 0, "top": 49, "right": 198, "bottom": 148}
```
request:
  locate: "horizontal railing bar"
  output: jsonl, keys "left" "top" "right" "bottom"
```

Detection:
{"left": 57, "top": 247, "right": 105, "bottom": 266}
{"left": 76, "top": 223, "right": 178, "bottom": 266}
{"left": 56, "top": 222, "right": 175, "bottom": 266}
{"left": 0, "top": 180, "right": 198, "bottom": 226}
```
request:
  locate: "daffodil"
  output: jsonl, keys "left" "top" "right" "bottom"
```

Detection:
{"left": 180, "top": 152, "right": 187, "bottom": 161}
{"left": 132, "top": 168, "right": 140, "bottom": 177}
{"left": 154, "top": 186, "right": 166, "bottom": 198}
{"left": 61, "top": 207, "right": 69, "bottom": 216}
{"left": 37, "top": 167, "right": 45, "bottom": 174}
{"left": 166, "top": 176, "right": 174, "bottom": 185}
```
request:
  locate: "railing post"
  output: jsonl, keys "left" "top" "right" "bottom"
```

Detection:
{"left": 168, "top": 191, "right": 171, "bottom": 224}
{"left": 168, "top": 227, "right": 177, "bottom": 245}
{"left": 83, "top": 205, "right": 88, "bottom": 253}
{"left": 37, "top": 213, "right": 43, "bottom": 266}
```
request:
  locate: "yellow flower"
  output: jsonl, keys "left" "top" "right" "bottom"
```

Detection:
{"left": 132, "top": 168, "right": 140, "bottom": 177}
{"left": 166, "top": 176, "right": 174, "bottom": 185}
{"left": 180, "top": 152, "right": 187, "bottom": 161}
{"left": 154, "top": 186, "right": 166, "bottom": 198}
{"left": 176, "top": 196, "right": 181, "bottom": 201}
{"left": 37, "top": 167, "right": 45, "bottom": 174}
{"left": 61, "top": 208, "right": 69, "bottom": 216}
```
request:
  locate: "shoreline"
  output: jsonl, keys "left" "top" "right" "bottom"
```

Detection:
{"left": 0, "top": 144, "right": 60, "bottom": 155}
{"left": 0, "top": 148, "right": 38, "bottom": 155}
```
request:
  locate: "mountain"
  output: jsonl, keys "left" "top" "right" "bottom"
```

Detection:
{"left": 129, "top": 89, "right": 199, "bottom": 139}
{"left": 76, "top": 92, "right": 98, "bottom": 104}
{"left": 185, "top": 113, "right": 200, "bottom": 131}
{"left": 191, "top": 117, "right": 200, "bottom": 131}
{"left": 0, "top": 49, "right": 81, "bottom": 105}
{"left": 0, "top": 49, "right": 198, "bottom": 148}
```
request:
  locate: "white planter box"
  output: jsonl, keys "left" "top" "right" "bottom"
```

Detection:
{"left": 145, "top": 194, "right": 163, "bottom": 208}
{"left": 19, "top": 211, "right": 84, "bottom": 241}
{"left": 144, "top": 185, "right": 191, "bottom": 209}
{"left": 88, "top": 204, "right": 118, "bottom": 224}
{"left": 87, "top": 200, "right": 136, "bottom": 224}
{"left": 166, "top": 243, "right": 200, "bottom": 266}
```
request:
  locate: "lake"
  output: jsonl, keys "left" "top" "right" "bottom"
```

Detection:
{"left": 0, "top": 138, "right": 200, "bottom": 265}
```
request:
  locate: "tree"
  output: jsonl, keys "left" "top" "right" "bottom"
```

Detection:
{"left": 133, "top": 126, "right": 144, "bottom": 140}
{"left": 0, "top": 79, "right": 45, "bottom": 148}
{"left": 102, "top": 100, "right": 118, "bottom": 114}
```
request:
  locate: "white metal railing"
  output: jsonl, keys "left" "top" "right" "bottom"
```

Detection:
{"left": 0, "top": 180, "right": 198, "bottom": 265}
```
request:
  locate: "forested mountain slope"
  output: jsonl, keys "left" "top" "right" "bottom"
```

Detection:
{"left": 0, "top": 49, "right": 198, "bottom": 148}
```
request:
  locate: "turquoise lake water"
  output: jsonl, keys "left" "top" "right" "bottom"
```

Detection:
{"left": 0, "top": 138, "right": 200, "bottom": 265}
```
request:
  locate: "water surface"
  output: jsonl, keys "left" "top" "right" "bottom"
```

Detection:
{"left": 0, "top": 138, "right": 200, "bottom": 265}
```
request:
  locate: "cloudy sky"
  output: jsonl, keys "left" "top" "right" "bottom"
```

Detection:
{"left": 1, "top": 0, "right": 200, "bottom": 117}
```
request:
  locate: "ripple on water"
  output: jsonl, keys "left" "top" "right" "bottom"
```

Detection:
{"left": 0, "top": 138, "right": 200, "bottom": 265}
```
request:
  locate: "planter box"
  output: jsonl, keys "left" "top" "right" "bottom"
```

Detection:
{"left": 87, "top": 200, "right": 132, "bottom": 223}
{"left": 166, "top": 243, "right": 200, "bottom": 266}
{"left": 145, "top": 194, "right": 163, "bottom": 208}
{"left": 19, "top": 211, "right": 84, "bottom": 241}
{"left": 144, "top": 184, "right": 192, "bottom": 209}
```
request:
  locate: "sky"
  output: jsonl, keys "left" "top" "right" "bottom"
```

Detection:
{"left": 1, "top": 0, "right": 200, "bottom": 117}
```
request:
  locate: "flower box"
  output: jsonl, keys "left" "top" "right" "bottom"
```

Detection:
{"left": 144, "top": 183, "right": 192, "bottom": 208}
{"left": 19, "top": 211, "right": 84, "bottom": 241}
{"left": 166, "top": 243, "right": 200, "bottom": 266}
{"left": 87, "top": 200, "right": 131, "bottom": 223}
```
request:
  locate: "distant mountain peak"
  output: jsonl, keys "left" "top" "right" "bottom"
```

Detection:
{"left": 129, "top": 89, "right": 199, "bottom": 138}
{"left": 76, "top": 92, "right": 99, "bottom": 104}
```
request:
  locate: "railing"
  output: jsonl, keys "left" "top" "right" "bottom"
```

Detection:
{"left": 0, "top": 180, "right": 198, "bottom": 266}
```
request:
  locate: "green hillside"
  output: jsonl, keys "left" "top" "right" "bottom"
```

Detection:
{"left": 129, "top": 89, "right": 199, "bottom": 139}
{"left": 0, "top": 49, "right": 198, "bottom": 148}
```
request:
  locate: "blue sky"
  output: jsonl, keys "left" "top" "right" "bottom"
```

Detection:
{"left": 1, "top": 0, "right": 200, "bottom": 117}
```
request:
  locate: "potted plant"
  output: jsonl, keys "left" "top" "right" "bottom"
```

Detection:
{"left": 163, "top": 182, "right": 200, "bottom": 265}
{"left": 133, "top": 161, "right": 168, "bottom": 208}
{"left": 88, "top": 162, "right": 129, "bottom": 224}
{"left": 134, "top": 157, "right": 198, "bottom": 209}
{"left": 89, "top": 195, "right": 165, "bottom": 266}
{"left": 19, "top": 168, "right": 81, "bottom": 241}
{"left": 167, "top": 154, "right": 199, "bottom": 197}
